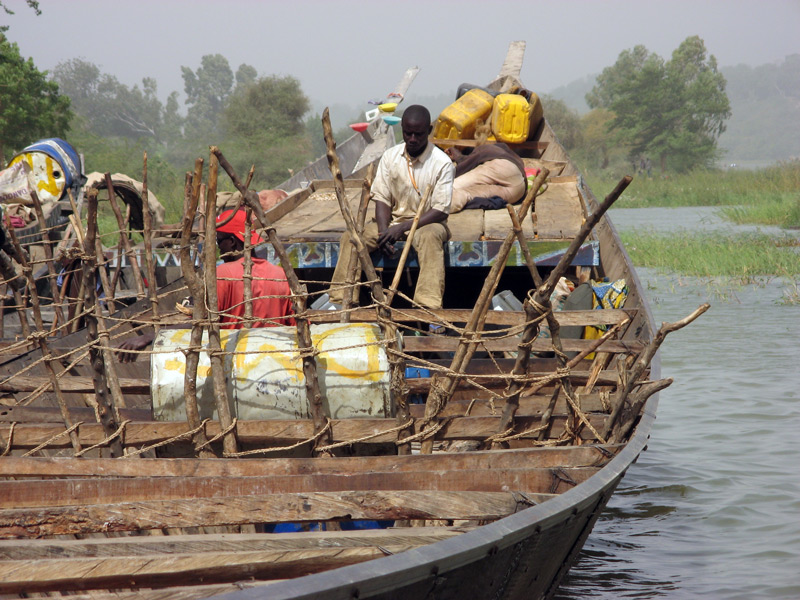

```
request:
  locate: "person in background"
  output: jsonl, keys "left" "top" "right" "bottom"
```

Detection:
{"left": 116, "top": 209, "right": 294, "bottom": 362}
{"left": 445, "top": 142, "right": 527, "bottom": 212}
{"left": 329, "top": 104, "right": 454, "bottom": 310}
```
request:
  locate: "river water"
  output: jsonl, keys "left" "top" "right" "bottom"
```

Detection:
{"left": 555, "top": 207, "right": 800, "bottom": 599}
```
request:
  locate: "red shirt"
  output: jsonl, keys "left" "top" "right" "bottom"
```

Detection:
{"left": 215, "top": 258, "right": 295, "bottom": 328}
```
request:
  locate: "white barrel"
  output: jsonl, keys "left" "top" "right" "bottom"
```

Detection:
{"left": 152, "top": 323, "right": 392, "bottom": 421}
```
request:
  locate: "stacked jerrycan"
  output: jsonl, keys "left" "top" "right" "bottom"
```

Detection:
{"left": 433, "top": 84, "right": 543, "bottom": 143}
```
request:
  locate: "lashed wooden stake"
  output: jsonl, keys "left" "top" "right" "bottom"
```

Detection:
{"left": 203, "top": 151, "right": 238, "bottom": 457}
{"left": 341, "top": 163, "right": 375, "bottom": 322}
{"left": 81, "top": 189, "right": 123, "bottom": 456}
{"left": 179, "top": 159, "right": 213, "bottom": 458}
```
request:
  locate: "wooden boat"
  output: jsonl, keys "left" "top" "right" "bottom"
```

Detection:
{"left": 0, "top": 42, "right": 705, "bottom": 599}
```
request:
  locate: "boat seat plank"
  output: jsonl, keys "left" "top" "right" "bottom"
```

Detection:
{"left": 309, "top": 307, "right": 634, "bottom": 327}
{"left": 0, "top": 414, "right": 607, "bottom": 451}
{"left": 273, "top": 187, "right": 361, "bottom": 241}
{"left": 0, "top": 445, "right": 618, "bottom": 479}
{"left": 0, "top": 527, "right": 470, "bottom": 560}
{"left": 0, "top": 465, "right": 600, "bottom": 510}
{"left": 446, "top": 209, "right": 484, "bottom": 242}
{"left": 0, "top": 545, "right": 426, "bottom": 594}
{"left": 402, "top": 335, "right": 642, "bottom": 355}
{"left": 532, "top": 175, "right": 585, "bottom": 240}
{"left": 0, "top": 489, "right": 572, "bottom": 539}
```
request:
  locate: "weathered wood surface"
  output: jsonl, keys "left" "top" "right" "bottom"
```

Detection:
{"left": 0, "top": 444, "right": 617, "bottom": 479}
{"left": 0, "top": 490, "right": 539, "bottom": 539}
{"left": 0, "top": 527, "right": 469, "bottom": 560}
{"left": 0, "top": 376, "right": 150, "bottom": 394}
{"left": 308, "top": 307, "right": 633, "bottom": 327}
{"left": 401, "top": 334, "right": 642, "bottom": 354}
{"left": 0, "top": 414, "right": 607, "bottom": 449}
{"left": 0, "top": 465, "right": 598, "bottom": 510}
{"left": 531, "top": 176, "right": 585, "bottom": 240}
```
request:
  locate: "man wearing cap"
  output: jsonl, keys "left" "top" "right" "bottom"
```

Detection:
{"left": 116, "top": 210, "right": 293, "bottom": 362}
{"left": 329, "top": 104, "right": 454, "bottom": 310}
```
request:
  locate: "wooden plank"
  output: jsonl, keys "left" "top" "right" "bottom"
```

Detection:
{"left": 404, "top": 371, "right": 621, "bottom": 396}
{"left": 0, "top": 444, "right": 617, "bottom": 479}
{"left": 0, "top": 405, "right": 151, "bottom": 424}
{"left": 0, "top": 414, "right": 606, "bottom": 450}
{"left": 0, "top": 489, "right": 557, "bottom": 538}
{"left": 401, "top": 334, "right": 642, "bottom": 354}
{"left": 533, "top": 175, "right": 584, "bottom": 240}
{"left": 522, "top": 158, "right": 567, "bottom": 178}
{"left": 49, "top": 581, "right": 277, "bottom": 600}
{"left": 0, "top": 527, "right": 470, "bottom": 560}
{"left": 308, "top": 307, "right": 634, "bottom": 327}
{"left": 0, "top": 546, "right": 415, "bottom": 593}
{"left": 484, "top": 203, "right": 535, "bottom": 239}
{"left": 0, "top": 465, "right": 599, "bottom": 509}
{"left": 277, "top": 187, "right": 361, "bottom": 241}
{"left": 446, "top": 209, "right": 484, "bottom": 243}
{"left": 0, "top": 376, "right": 150, "bottom": 395}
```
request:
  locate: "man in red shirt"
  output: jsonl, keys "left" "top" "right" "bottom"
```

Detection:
{"left": 214, "top": 209, "right": 294, "bottom": 328}
{"left": 117, "top": 209, "right": 294, "bottom": 362}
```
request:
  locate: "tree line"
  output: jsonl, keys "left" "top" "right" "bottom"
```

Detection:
{"left": 1, "top": 33, "right": 731, "bottom": 218}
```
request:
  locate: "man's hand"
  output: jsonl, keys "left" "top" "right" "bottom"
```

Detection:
{"left": 377, "top": 222, "right": 408, "bottom": 256}
{"left": 116, "top": 334, "right": 155, "bottom": 363}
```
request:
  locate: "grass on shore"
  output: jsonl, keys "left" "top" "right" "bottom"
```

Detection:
{"left": 620, "top": 229, "right": 800, "bottom": 278}
{"left": 587, "top": 160, "right": 800, "bottom": 229}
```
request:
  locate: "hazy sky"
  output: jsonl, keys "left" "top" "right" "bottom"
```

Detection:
{"left": 4, "top": 0, "right": 799, "bottom": 115}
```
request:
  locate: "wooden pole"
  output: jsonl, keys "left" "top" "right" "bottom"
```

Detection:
{"left": 81, "top": 189, "right": 123, "bottom": 457}
{"left": 180, "top": 159, "right": 214, "bottom": 458}
{"left": 341, "top": 163, "right": 375, "bottom": 322}
{"left": 204, "top": 152, "right": 238, "bottom": 457}
{"left": 213, "top": 147, "right": 333, "bottom": 454}
{"left": 140, "top": 152, "right": 160, "bottom": 331}
{"left": 386, "top": 185, "right": 432, "bottom": 305}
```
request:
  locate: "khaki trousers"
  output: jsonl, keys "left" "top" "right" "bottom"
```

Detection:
{"left": 451, "top": 158, "right": 526, "bottom": 212}
{"left": 330, "top": 220, "right": 449, "bottom": 309}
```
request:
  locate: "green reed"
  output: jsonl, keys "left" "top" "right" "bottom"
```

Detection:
{"left": 587, "top": 161, "right": 800, "bottom": 228}
{"left": 620, "top": 230, "right": 800, "bottom": 278}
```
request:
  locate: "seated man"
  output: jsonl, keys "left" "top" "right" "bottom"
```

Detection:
{"left": 329, "top": 105, "right": 454, "bottom": 310}
{"left": 117, "top": 209, "right": 294, "bottom": 362}
{"left": 446, "top": 142, "right": 527, "bottom": 212}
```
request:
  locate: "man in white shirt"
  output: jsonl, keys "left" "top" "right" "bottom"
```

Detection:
{"left": 330, "top": 105, "right": 454, "bottom": 309}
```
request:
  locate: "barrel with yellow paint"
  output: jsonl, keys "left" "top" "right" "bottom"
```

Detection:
{"left": 151, "top": 323, "right": 393, "bottom": 421}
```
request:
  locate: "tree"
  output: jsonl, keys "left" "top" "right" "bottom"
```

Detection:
{"left": 0, "top": 0, "right": 40, "bottom": 33}
{"left": 52, "top": 58, "right": 172, "bottom": 143}
{"left": 221, "top": 75, "right": 313, "bottom": 186}
{"left": 0, "top": 35, "right": 71, "bottom": 165}
{"left": 587, "top": 36, "right": 731, "bottom": 172}
{"left": 540, "top": 94, "right": 583, "bottom": 151}
{"left": 181, "top": 54, "right": 235, "bottom": 139}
